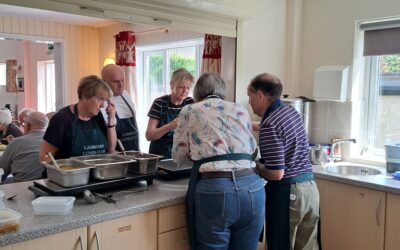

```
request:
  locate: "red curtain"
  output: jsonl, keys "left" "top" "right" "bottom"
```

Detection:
{"left": 115, "top": 31, "right": 137, "bottom": 106}
{"left": 201, "top": 34, "right": 222, "bottom": 74}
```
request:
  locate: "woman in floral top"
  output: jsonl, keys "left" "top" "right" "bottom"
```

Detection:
{"left": 172, "top": 73, "right": 265, "bottom": 250}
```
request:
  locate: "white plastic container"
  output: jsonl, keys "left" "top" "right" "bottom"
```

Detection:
{"left": 0, "top": 208, "right": 22, "bottom": 233}
{"left": 0, "top": 190, "right": 5, "bottom": 209}
{"left": 31, "top": 196, "right": 75, "bottom": 215}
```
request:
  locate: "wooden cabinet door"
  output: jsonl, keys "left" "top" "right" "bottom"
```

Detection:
{"left": 88, "top": 210, "right": 157, "bottom": 250}
{"left": 158, "top": 227, "right": 189, "bottom": 250}
{"left": 12, "top": 227, "right": 87, "bottom": 250}
{"left": 158, "top": 203, "right": 186, "bottom": 233}
{"left": 385, "top": 193, "right": 400, "bottom": 250}
{"left": 317, "top": 179, "right": 385, "bottom": 250}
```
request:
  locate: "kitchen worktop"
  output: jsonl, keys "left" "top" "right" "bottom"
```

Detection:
{"left": 0, "top": 178, "right": 188, "bottom": 246}
{"left": 1, "top": 163, "right": 400, "bottom": 246}
{"left": 313, "top": 163, "right": 400, "bottom": 195}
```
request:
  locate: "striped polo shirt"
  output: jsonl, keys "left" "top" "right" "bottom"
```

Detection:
{"left": 148, "top": 95, "right": 194, "bottom": 121}
{"left": 259, "top": 102, "right": 312, "bottom": 178}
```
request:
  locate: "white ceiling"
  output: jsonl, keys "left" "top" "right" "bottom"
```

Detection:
{"left": 0, "top": 3, "right": 115, "bottom": 27}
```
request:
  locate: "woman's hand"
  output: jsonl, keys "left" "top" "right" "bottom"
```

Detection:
{"left": 106, "top": 100, "right": 117, "bottom": 126}
{"left": 169, "top": 118, "right": 178, "bottom": 130}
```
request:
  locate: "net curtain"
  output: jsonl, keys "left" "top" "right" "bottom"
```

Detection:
{"left": 115, "top": 31, "right": 138, "bottom": 107}
{"left": 201, "top": 34, "right": 222, "bottom": 75}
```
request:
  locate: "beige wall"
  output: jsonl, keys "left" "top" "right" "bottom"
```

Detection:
{"left": 0, "top": 15, "right": 100, "bottom": 107}
{"left": 236, "top": 0, "right": 287, "bottom": 114}
{"left": 299, "top": 0, "right": 400, "bottom": 98}
{"left": 298, "top": 0, "right": 400, "bottom": 147}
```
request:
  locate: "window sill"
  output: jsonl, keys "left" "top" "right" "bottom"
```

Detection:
{"left": 346, "top": 154, "right": 386, "bottom": 168}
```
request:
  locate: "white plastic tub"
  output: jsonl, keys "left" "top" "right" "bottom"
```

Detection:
{"left": 31, "top": 196, "right": 75, "bottom": 215}
{"left": 0, "top": 208, "right": 22, "bottom": 233}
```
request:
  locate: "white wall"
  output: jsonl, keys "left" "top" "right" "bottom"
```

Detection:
{"left": 298, "top": 0, "right": 400, "bottom": 146}
{"left": 236, "top": 0, "right": 287, "bottom": 112}
{"left": 299, "top": 0, "right": 400, "bottom": 97}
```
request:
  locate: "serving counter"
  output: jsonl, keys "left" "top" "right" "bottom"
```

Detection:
{"left": 0, "top": 178, "right": 188, "bottom": 247}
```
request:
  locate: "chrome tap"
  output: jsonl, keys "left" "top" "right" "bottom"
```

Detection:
{"left": 328, "top": 139, "right": 357, "bottom": 163}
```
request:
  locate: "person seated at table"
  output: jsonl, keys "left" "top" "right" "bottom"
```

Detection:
{"left": 0, "top": 108, "right": 23, "bottom": 145}
{"left": 14, "top": 108, "right": 35, "bottom": 134}
{"left": 39, "top": 75, "right": 117, "bottom": 161}
{"left": 0, "top": 112, "right": 48, "bottom": 183}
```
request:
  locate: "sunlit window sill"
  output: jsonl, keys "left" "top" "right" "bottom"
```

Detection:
{"left": 346, "top": 154, "right": 386, "bottom": 168}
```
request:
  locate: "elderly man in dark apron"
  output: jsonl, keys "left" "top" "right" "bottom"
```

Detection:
{"left": 247, "top": 73, "right": 320, "bottom": 250}
{"left": 102, "top": 64, "right": 139, "bottom": 151}
{"left": 173, "top": 73, "right": 265, "bottom": 250}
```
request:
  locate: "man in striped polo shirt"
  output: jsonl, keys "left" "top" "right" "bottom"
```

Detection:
{"left": 247, "top": 73, "right": 319, "bottom": 250}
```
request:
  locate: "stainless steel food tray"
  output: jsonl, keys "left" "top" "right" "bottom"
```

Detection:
{"left": 44, "top": 159, "right": 95, "bottom": 187}
{"left": 76, "top": 154, "right": 134, "bottom": 180}
{"left": 121, "top": 151, "right": 163, "bottom": 174}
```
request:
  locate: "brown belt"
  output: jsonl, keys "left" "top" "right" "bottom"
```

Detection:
{"left": 198, "top": 168, "right": 257, "bottom": 179}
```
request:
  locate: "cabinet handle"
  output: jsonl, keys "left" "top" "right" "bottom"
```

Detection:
{"left": 376, "top": 197, "right": 381, "bottom": 226}
{"left": 94, "top": 231, "right": 101, "bottom": 250}
{"left": 78, "top": 235, "right": 83, "bottom": 250}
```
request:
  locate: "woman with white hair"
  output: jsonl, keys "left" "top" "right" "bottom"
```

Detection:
{"left": 0, "top": 108, "right": 23, "bottom": 144}
{"left": 172, "top": 73, "right": 265, "bottom": 250}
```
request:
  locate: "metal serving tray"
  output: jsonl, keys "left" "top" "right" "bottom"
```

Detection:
{"left": 76, "top": 154, "right": 134, "bottom": 180}
{"left": 44, "top": 159, "right": 95, "bottom": 187}
{"left": 121, "top": 151, "right": 163, "bottom": 174}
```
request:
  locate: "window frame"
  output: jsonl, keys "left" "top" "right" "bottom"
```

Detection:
{"left": 135, "top": 38, "right": 204, "bottom": 151}
{"left": 0, "top": 62, "right": 6, "bottom": 86}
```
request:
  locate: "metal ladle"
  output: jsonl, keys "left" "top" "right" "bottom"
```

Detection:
{"left": 46, "top": 152, "right": 60, "bottom": 169}
{"left": 83, "top": 189, "right": 97, "bottom": 204}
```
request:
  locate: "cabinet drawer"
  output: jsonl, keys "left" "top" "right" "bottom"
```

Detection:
{"left": 158, "top": 203, "right": 186, "bottom": 233}
{"left": 158, "top": 227, "right": 189, "bottom": 250}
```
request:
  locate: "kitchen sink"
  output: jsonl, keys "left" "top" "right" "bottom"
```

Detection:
{"left": 322, "top": 162, "right": 383, "bottom": 176}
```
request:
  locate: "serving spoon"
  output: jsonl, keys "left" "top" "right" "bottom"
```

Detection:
{"left": 46, "top": 152, "right": 60, "bottom": 169}
{"left": 117, "top": 139, "right": 127, "bottom": 156}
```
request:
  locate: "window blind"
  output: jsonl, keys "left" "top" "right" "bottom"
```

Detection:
{"left": 362, "top": 18, "right": 400, "bottom": 56}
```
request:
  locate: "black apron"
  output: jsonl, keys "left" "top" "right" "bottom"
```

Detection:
{"left": 116, "top": 95, "right": 140, "bottom": 151}
{"left": 70, "top": 105, "right": 108, "bottom": 157}
{"left": 186, "top": 153, "right": 253, "bottom": 249}
{"left": 265, "top": 172, "right": 314, "bottom": 250}
{"left": 149, "top": 97, "right": 180, "bottom": 159}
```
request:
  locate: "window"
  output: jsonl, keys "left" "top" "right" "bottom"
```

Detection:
{"left": 364, "top": 55, "right": 400, "bottom": 157}
{"left": 136, "top": 39, "right": 204, "bottom": 150}
{"left": 357, "top": 19, "right": 400, "bottom": 159}
{"left": 37, "top": 60, "right": 55, "bottom": 113}
{"left": 0, "top": 63, "right": 5, "bottom": 86}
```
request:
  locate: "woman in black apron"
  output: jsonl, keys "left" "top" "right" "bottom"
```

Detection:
{"left": 40, "top": 75, "right": 117, "bottom": 161}
{"left": 172, "top": 73, "right": 265, "bottom": 250}
{"left": 146, "top": 68, "right": 194, "bottom": 159}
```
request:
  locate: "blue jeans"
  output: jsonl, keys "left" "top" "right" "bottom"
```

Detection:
{"left": 194, "top": 174, "right": 266, "bottom": 250}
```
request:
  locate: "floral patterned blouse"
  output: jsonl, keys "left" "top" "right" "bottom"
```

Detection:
{"left": 172, "top": 97, "right": 257, "bottom": 172}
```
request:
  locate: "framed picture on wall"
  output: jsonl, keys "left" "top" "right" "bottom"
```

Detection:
{"left": 17, "top": 77, "right": 24, "bottom": 92}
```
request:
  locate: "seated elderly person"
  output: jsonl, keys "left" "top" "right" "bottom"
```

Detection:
{"left": 16, "top": 108, "right": 35, "bottom": 133}
{"left": 0, "top": 108, "right": 23, "bottom": 145}
{"left": 0, "top": 112, "right": 48, "bottom": 183}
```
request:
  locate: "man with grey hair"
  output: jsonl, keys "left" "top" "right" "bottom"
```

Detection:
{"left": 101, "top": 64, "right": 140, "bottom": 151}
{"left": 0, "top": 112, "right": 48, "bottom": 182}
